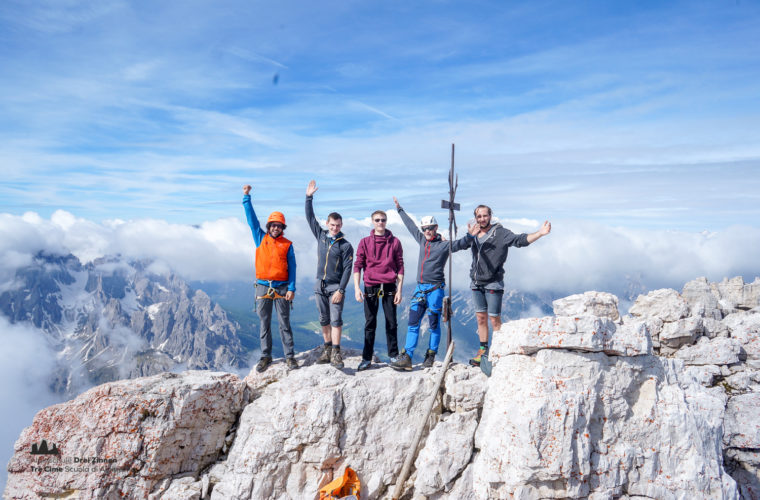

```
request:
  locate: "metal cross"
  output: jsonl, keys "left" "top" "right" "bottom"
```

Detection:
{"left": 441, "top": 144, "right": 459, "bottom": 347}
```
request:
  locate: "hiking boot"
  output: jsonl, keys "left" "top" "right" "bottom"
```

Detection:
{"left": 286, "top": 357, "right": 299, "bottom": 370}
{"left": 391, "top": 352, "right": 412, "bottom": 371}
{"left": 357, "top": 359, "right": 371, "bottom": 371}
{"left": 255, "top": 356, "right": 272, "bottom": 373}
{"left": 469, "top": 347, "right": 487, "bottom": 367}
{"left": 422, "top": 349, "right": 436, "bottom": 368}
{"left": 330, "top": 347, "right": 344, "bottom": 369}
{"left": 317, "top": 345, "right": 332, "bottom": 364}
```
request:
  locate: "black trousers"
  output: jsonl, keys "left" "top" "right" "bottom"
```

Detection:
{"left": 362, "top": 283, "right": 399, "bottom": 361}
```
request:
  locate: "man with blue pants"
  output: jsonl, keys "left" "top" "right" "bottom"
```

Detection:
{"left": 391, "top": 196, "right": 475, "bottom": 371}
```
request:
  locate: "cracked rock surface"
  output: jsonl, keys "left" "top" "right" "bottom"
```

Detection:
{"left": 5, "top": 276, "right": 760, "bottom": 499}
{"left": 5, "top": 371, "right": 246, "bottom": 499}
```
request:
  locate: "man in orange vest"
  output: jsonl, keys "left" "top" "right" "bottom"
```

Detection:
{"left": 243, "top": 184, "right": 297, "bottom": 373}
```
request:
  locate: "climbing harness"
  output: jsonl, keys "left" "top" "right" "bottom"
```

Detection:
{"left": 256, "top": 282, "right": 294, "bottom": 309}
{"left": 365, "top": 283, "right": 395, "bottom": 299}
{"left": 411, "top": 283, "right": 444, "bottom": 308}
{"left": 257, "top": 286, "right": 287, "bottom": 300}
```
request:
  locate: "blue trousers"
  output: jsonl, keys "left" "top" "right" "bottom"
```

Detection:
{"left": 403, "top": 284, "right": 445, "bottom": 360}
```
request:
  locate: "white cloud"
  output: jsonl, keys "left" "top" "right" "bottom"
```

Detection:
{"left": 1, "top": 211, "right": 759, "bottom": 300}
{"left": 0, "top": 317, "right": 63, "bottom": 492}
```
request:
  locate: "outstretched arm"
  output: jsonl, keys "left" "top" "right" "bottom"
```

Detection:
{"left": 394, "top": 197, "right": 425, "bottom": 244}
{"left": 305, "top": 180, "right": 324, "bottom": 239}
{"left": 527, "top": 221, "right": 551, "bottom": 244}
{"left": 242, "top": 184, "right": 265, "bottom": 246}
{"left": 451, "top": 232, "right": 475, "bottom": 252}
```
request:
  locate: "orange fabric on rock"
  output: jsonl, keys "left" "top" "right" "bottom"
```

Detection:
{"left": 318, "top": 466, "right": 360, "bottom": 499}
{"left": 255, "top": 234, "right": 292, "bottom": 282}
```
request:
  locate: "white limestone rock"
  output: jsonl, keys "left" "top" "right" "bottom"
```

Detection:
{"left": 659, "top": 316, "right": 704, "bottom": 349}
{"left": 682, "top": 277, "right": 723, "bottom": 319}
{"left": 414, "top": 410, "right": 478, "bottom": 496}
{"left": 726, "top": 460, "right": 760, "bottom": 500}
{"left": 4, "top": 371, "right": 247, "bottom": 500}
{"left": 473, "top": 349, "right": 737, "bottom": 500}
{"left": 628, "top": 288, "right": 689, "bottom": 322}
{"left": 208, "top": 462, "right": 227, "bottom": 485}
{"left": 684, "top": 364, "right": 722, "bottom": 387}
{"left": 443, "top": 363, "right": 487, "bottom": 412}
{"left": 161, "top": 476, "right": 202, "bottom": 500}
{"left": 724, "top": 393, "right": 760, "bottom": 450}
{"left": 623, "top": 315, "right": 663, "bottom": 348}
{"left": 704, "top": 316, "right": 730, "bottom": 338}
{"left": 724, "top": 393, "right": 760, "bottom": 500}
{"left": 712, "top": 277, "right": 760, "bottom": 313}
{"left": 429, "top": 459, "right": 477, "bottom": 500}
{"left": 675, "top": 336, "right": 743, "bottom": 366}
{"left": 722, "top": 311, "right": 760, "bottom": 362}
{"left": 552, "top": 291, "right": 620, "bottom": 321}
{"left": 212, "top": 355, "right": 441, "bottom": 500}
{"left": 725, "top": 370, "right": 760, "bottom": 393}
{"left": 493, "top": 316, "right": 651, "bottom": 358}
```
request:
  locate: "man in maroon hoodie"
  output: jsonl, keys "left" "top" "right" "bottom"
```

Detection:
{"left": 353, "top": 210, "right": 404, "bottom": 371}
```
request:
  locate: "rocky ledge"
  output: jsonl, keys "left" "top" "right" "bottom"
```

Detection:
{"left": 5, "top": 276, "right": 760, "bottom": 499}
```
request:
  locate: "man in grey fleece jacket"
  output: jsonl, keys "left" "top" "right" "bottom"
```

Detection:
{"left": 306, "top": 180, "right": 354, "bottom": 370}
{"left": 468, "top": 204, "right": 551, "bottom": 366}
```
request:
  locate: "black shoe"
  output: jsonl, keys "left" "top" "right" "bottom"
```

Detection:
{"left": 255, "top": 356, "right": 272, "bottom": 373}
{"left": 422, "top": 349, "right": 436, "bottom": 368}
{"left": 317, "top": 345, "right": 332, "bottom": 364}
{"left": 286, "top": 357, "right": 299, "bottom": 370}
{"left": 390, "top": 352, "right": 412, "bottom": 371}
{"left": 357, "top": 359, "right": 371, "bottom": 371}
{"left": 330, "top": 347, "right": 344, "bottom": 369}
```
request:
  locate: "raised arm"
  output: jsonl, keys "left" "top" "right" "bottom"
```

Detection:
{"left": 394, "top": 197, "right": 425, "bottom": 244}
{"left": 305, "top": 180, "right": 324, "bottom": 239}
{"left": 526, "top": 221, "right": 551, "bottom": 244}
{"left": 242, "top": 184, "right": 265, "bottom": 247}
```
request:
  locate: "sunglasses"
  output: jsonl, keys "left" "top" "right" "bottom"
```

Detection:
{"left": 422, "top": 226, "right": 436, "bottom": 231}
{"left": 373, "top": 218, "right": 387, "bottom": 223}
{"left": 269, "top": 223, "right": 284, "bottom": 229}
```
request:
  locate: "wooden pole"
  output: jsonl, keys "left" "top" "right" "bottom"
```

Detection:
{"left": 391, "top": 341, "right": 456, "bottom": 500}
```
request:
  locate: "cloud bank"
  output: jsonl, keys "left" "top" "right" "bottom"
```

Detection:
{"left": 1, "top": 210, "right": 759, "bottom": 297}
{"left": 0, "top": 316, "right": 63, "bottom": 492}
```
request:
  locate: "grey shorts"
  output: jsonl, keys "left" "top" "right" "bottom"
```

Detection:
{"left": 315, "top": 282, "right": 345, "bottom": 327}
{"left": 472, "top": 287, "right": 504, "bottom": 317}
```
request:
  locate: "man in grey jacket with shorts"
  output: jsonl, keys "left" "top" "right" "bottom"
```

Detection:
{"left": 468, "top": 205, "right": 551, "bottom": 366}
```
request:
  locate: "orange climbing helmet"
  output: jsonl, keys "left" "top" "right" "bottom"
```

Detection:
{"left": 266, "top": 211, "right": 287, "bottom": 229}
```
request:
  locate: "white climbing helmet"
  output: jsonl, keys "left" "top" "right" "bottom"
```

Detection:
{"left": 420, "top": 216, "right": 438, "bottom": 228}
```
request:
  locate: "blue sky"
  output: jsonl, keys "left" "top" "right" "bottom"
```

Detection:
{"left": 1, "top": 0, "right": 760, "bottom": 231}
